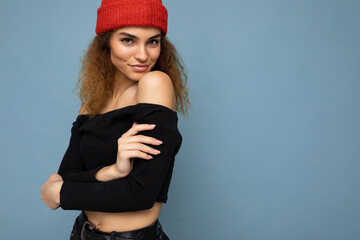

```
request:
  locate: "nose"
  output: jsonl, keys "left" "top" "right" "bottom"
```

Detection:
{"left": 134, "top": 44, "right": 148, "bottom": 62}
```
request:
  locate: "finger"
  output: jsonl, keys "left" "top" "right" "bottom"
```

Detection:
{"left": 124, "top": 150, "right": 153, "bottom": 160}
{"left": 119, "top": 143, "right": 160, "bottom": 155}
{"left": 125, "top": 123, "right": 156, "bottom": 137}
{"left": 123, "top": 135, "right": 163, "bottom": 145}
{"left": 121, "top": 123, "right": 156, "bottom": 138}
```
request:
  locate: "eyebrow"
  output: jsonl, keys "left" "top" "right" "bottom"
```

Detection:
{"left": 118, "top": 32, "right": 161, "bottom": 39}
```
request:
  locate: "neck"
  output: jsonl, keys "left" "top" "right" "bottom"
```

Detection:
{"left": 111, "top": 71, "right": 136, "bottom": 100}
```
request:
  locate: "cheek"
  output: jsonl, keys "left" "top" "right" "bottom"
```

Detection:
{"left": 150, "top": 48, "right": 161, "bottom": 61}
{"left": 110, "top": 45, "right": 133, "bottom": 64}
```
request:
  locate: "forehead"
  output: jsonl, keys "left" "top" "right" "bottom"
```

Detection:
{"left": 113, "top": 26, "right": 161, "bottom": 36}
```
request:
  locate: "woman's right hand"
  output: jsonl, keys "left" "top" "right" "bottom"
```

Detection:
{"left": 116, "top": 122, "right": 163, "bottom": 176}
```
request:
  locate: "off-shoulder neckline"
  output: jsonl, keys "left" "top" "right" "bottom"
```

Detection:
{"left": 78, "top": 102, "right": 177, "bottom": 117}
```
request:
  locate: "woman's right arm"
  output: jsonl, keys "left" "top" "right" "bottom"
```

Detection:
{"left": 58, "top": 104, "right": 127, "bottom": 183}
{"left": 96, "top": 122, "right": 162, "bottom": 181}
{"left": 57, "top": 115, "right": 161, "bottom": 183}
{"left": 59, "top": 103, "right": 182, "bottom": 212}
{"left": 57, "top": 115, "right": 108, "bottom": 183}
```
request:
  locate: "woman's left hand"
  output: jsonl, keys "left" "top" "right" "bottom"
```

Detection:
{"left": 41, "top": 173, "right": 64, "bottom": 210}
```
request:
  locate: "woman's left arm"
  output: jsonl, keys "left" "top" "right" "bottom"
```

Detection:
{"left": 40, "top": 173, "right": 63, "bottom": 210}
{"left": 41, "top": 116, "right": 130, "bottom": 210}
{"left": 58, "top": 106, "right": 182, "bottom": 212}
{"left": 58, "top": 72, "right": 183, "bottom": 212}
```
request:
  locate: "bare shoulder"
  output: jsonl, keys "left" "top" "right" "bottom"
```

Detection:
{"left": 136, "top": 71, "right": 176, "bottom": 111}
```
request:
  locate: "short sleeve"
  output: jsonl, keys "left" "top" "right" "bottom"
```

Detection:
{"left": 59, "top": 103, "right": 182, "bottom": 212}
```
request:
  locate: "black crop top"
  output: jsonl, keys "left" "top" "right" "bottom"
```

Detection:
{"left": 57, "top": 103, "right": 182, "bottom": 212}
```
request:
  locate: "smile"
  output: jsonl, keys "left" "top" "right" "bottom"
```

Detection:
{"left": 130, "top": 64, "right": 149, "bottom": 72}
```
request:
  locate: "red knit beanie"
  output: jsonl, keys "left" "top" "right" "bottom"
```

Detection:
{"left": 95, "top": 0, "right": 168, "bottom": 35}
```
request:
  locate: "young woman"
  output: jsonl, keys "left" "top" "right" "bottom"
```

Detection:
{"left": 40, "top": 0, "right": 189, "bottom": 239}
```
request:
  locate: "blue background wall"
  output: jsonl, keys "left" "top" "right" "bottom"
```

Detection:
{"left": 1, "top": 0, "right": 359, "bottom": 239}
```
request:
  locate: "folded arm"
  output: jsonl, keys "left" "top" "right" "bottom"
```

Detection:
{"left": 57, "top": 115, "right": 106, "bottom": 183}
{"left": 59, "top": 107, "right": 182, "bottom": 212}
{"left": 58, "top": 71, "right": 182, "bottom": 212}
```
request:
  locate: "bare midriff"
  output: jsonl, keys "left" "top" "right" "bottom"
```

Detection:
{"left": 84, "top": 202, "right": 162, "bottom": 233}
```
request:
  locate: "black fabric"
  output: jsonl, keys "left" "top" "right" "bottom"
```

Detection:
{"left": 70, "top": 211, "right": 170, "bottom": 240}
{"left": 58, "top": 103, "right": 182, "bottom": 212}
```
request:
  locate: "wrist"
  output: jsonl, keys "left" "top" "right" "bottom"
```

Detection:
{"left": 54, "top": 181, "right": 63, "bottom": 205}
{"left": 110, "top": 163, "right": 128, "bottom": 179}
{"left": 95, "top": 164, "right": 128, "bottom": 182}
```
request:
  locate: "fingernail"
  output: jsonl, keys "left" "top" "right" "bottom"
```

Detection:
{"left": 150, "top": 124, "right": 156, "bottom": 127}
{"left": 148, "top": 155, "right": 153, "bottom": 159}
{"left": 156, "top": 140, "right": 163, "bottom": 144}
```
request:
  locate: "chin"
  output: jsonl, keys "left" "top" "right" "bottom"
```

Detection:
{"left": 127, "top": 72, "right": 147, "bottom": 82}
{"left": 133, "top": 70, "right": 155, "bottom": 80}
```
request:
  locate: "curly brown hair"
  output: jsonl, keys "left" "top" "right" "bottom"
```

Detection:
{"left": 74, "top": 30, "right": 190, "bottom": 119}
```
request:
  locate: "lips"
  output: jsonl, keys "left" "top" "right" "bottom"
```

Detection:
{"left": 130, "top": 64, "right": 149, "bottom": 72}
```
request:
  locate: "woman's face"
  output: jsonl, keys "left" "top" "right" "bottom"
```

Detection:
{"left": 109, "top": 26, "right": 162, "bottom": 82}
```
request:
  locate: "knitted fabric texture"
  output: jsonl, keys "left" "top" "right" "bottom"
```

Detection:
{"left": 95, "top": 0, "right": 168, "bottom": 35}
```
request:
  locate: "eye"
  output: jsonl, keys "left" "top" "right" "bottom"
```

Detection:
{"left": 121, "top": 38, "right": 133, "bottom": 44}
{"left": 148, "top": 39, "right": 159, "bottom": 45}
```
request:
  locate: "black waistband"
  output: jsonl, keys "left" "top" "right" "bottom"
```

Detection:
{"left": 78, "top": 211, "right": 162, "bottom": 240}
